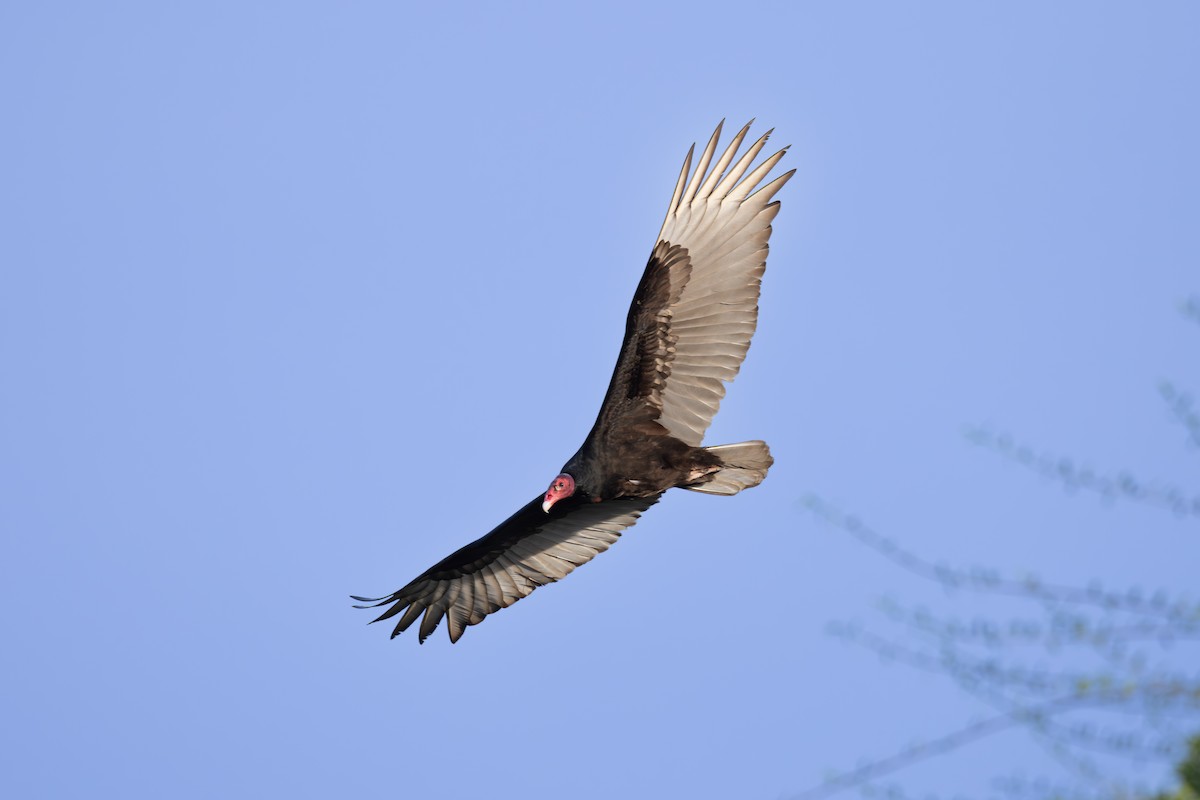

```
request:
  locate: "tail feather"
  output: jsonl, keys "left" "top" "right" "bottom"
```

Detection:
{"left": 685, "top": 440, "right": 773, "bottom": 496}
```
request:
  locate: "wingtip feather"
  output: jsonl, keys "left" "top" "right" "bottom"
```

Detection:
{"left": 749, "top": 167, "right": 797, "bottom": 204}
{"left": 696, "top": 121, "right": 753, "bottom": 202}
{"left": 680, "top": 120, "right": 725, "bottom": 207}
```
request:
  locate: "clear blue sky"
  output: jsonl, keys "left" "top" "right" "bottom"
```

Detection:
{"left": 2, "top": 3, "right": 1197, "bottom": 798}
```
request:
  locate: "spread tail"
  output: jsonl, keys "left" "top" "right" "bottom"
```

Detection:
{"left": 685, "top": 440, "right": 773, "bottom": 496}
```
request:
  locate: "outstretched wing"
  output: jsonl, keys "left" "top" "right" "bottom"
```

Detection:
{"left": 593, "top": 121, "right": 794, "bottom": 447}
{"left": 353, "top": 495, "right": 659, "bottom": 643}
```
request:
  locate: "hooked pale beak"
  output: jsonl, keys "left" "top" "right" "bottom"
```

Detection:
{"left": 541, "top": 498, "right": 553, "bottom": 513}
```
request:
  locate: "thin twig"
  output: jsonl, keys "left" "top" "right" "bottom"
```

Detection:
{"left": 788, "top": 695, "right": 1088, "bottom": 800}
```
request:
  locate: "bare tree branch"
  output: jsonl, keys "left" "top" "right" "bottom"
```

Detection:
{"left": 1160, "top": 381, "right": 1200, "bottom": 451}
{"left": 962, "top": 427, "right": 1200, "bottom": 518}
{"left": 1182, "top": 296, "right": 1200, "bottom": 328}
{"left": 800, "top": 495, "right": 1200, "bottom": 622}
{"left": 798, "top": 298, "right": 1200, "bottom": 799}
{"left": 788, "top": 695, "right": 1094, "bottom": 800}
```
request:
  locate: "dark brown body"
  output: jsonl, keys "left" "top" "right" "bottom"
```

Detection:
{"left": 563, "top": 417, "right": 724, "bottom": 501}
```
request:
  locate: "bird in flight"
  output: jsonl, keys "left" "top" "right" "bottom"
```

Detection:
{"left": 354, "top": 121, "right": 793, "bottom": 643}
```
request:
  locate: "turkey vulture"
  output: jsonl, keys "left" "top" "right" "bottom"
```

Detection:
{"left": 353, "top": 121, "right": 793, "bottom": 643}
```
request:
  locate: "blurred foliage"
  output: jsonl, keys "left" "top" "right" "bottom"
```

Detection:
{"left": 1146, "top": 735, "right": 1200, "bottom": 800}
{"left": 793, "top": 300, "right": 1199, "bottom": 800}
